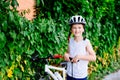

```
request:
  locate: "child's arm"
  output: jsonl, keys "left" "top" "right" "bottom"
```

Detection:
{"left": 72, "top": 40, "right": 96, "bottom": 63}
{"left": 64, "top": 47, "right": 71, "bottom": 62}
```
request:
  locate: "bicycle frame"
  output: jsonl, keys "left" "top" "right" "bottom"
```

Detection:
{"left": 31, "top": 53, "right": 66, "bottom": 80}
{"left": 45, "top": 64, "right": 66, "bottom": 80}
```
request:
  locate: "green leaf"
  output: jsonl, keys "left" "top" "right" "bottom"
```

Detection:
{"left": 9, "top": 31, "right": 16, "bottom": 40}
{"left": 9, "top": 11, "right": 15, "bottom": 22}
{"left": 0, "top": 32, "right": 6, "bottom": 49}
{"left": 1, "top": 21, "right": 8, "bottom": 32}
{"left": 11, "top": 0, "right": 19, "bottom": 8}
{"left": 26, "top": 49, "right": 34, "bottom": 55}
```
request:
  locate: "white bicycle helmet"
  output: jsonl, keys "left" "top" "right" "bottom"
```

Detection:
{"left": 69, "top": 15, "right": 86, "bottom": 25}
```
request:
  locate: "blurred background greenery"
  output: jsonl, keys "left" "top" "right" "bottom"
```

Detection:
{"left": 0, "top": 0, "right": 120, "bottom": 80}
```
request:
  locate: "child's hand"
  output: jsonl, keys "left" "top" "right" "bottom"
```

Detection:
{"left": 64, "top": 53, "right": 70, "bottom": 62}
{"left": 72, "top": 55, "right": 80, "bottom": 63}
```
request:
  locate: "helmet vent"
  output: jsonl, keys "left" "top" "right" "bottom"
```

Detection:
{"left": 73, "top": 17, "right": 76, "bottom": 22}
{"left": 78, "top": 17, "right": 80, "bottom": 22}
{"left": 70, "top": 19, "right": 73, "bottom": 23}
{"left": 81, "top": 18, "right": 83, "bottom": 22}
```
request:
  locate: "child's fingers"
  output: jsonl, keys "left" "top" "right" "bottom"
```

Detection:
{"left": 64, "top": 54, "right": 70, "bottom": 61}
{"left": 72, "top": 57, "right": 79, "bottom": 63}
{"left": 64, "top": 56, "right": 70, "bottom": 61}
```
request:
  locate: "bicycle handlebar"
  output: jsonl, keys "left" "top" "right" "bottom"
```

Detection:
{"left": 31, "top": 53, "right": 63, "bottom": 62}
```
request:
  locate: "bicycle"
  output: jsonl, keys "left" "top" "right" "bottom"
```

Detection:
{"left": 31, "top": 53, "right": 67, "bottom": 80}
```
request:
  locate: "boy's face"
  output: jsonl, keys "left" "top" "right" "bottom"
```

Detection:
{"left": 71, "top": 24, "right": 84, "bottom": 37}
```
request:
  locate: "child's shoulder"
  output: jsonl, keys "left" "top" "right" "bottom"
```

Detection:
{"left": 84, "top": 38, "right": 89, "bottom": 41}
{"left": 84, "top": 38, "right": 91, "bottom": 44}
{"left": 69, "top": 37, "right": 74, "bottom": 43}
{"left": 69, "top": 37, "right": 74, "bottom": 41}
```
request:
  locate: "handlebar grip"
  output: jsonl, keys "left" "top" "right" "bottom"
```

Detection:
{"left": 69, "top": 57, "right": 73, "bottom": 61}
{"left": 69, "top": 57, "right": 79, "bottom": 62}
{"left": 53, "top": 54, "right": 62, "bottom": 59}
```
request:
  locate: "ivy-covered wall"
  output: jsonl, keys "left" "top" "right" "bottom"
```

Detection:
{"left": 0, "top": 0, "right": 120, "bottom": 80}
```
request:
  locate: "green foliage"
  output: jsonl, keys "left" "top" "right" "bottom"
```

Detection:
{"left": 36, "top": 0, "right": 119, "bottom": 55}
{"left": 0, "top": 0, "right": 120, "bottom": 79}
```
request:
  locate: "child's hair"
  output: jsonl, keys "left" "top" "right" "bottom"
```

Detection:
{"left": 68, "top": 15, "right": 86, "bottom": 42}
{"left": 68, "top": 27, "right": 72, "bottom": 41}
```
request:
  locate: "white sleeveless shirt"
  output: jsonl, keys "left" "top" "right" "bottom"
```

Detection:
{"left": 67, "top": 38, "right": 89, "bottom": 78}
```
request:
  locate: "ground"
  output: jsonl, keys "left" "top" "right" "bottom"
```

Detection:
{"left": 103, "top": 70, "right": 120, "bottom": 80}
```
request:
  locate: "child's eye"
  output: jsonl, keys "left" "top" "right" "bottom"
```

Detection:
{"left": 73, "top": 27, "right": 77, "bottom": 29}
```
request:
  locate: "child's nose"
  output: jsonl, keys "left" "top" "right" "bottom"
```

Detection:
{"left": 76, "top": 28, "right": 79, "bottom": 32}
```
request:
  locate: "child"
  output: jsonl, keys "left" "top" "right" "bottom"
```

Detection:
{"left": 64, "top": 15, "right": 96, "bottom": 80}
